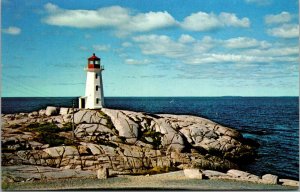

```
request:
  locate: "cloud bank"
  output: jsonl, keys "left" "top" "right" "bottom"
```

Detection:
{"left": 43, "top": 3, "right": 250, "bottom": 35}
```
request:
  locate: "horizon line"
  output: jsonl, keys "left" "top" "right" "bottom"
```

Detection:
{"left": 2, "top": 96, "right": 299, "bottom": 98}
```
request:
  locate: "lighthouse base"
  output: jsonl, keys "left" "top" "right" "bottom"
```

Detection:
{"left": 78, "top": 97, "right": 104, "bottom": 109}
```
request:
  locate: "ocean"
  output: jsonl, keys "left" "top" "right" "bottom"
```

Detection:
{"left": 1, "top": 97, "right": 299, "bottom": 180}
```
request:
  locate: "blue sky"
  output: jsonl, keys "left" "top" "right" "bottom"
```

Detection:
{"left": 2, "top": 0, "right": 299, "bottom": 97}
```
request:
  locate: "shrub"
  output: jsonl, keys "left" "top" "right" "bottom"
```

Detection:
{"left": 140, "top": 131, "right": 162, "bottom": 149}
{"left": 24, "top": 122, "right": 72, "bottom": 133}
{"left": 23, "top": 122, "right": 74, "bottom": 147}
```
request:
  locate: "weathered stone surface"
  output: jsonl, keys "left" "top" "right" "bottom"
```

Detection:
{"left": 1, "top": 107, "right": 260, "bottom": 181}
{"left": 74, "top": 110, "right": 106, "bottom": 124}
{"left": 43, "top": 146, "right": 79, "bottom": 158}
{"left": 80, "top": 143, "right": 116, "bottom": 155}
{"left": 39, "top": 110, "right": 46, "bottom": 116}
{"left": 102, "top": 108, "right": 138, "bottom": 142}
{"left": 45, "top": 106, "right": 58, "bottom": 116}
{"left": 28, "top": 141, "right": 43, "bottom": 150}
{"left": 227, "top": 169, "right": 260, "bottom": 182}
{"left": 163, "top": 132, "right": 185, "bottom": 153}
{"left": 97, "top": 168, "right": 108, "bottom": 179}
{"left": 184, "top": 169, "right": 203, "bottom": 179}
{"left": 28, "top": 111, "right": 38, "bottom": 118}
{"left": 2, "top": 165, "right": 96, "bottom": 181}
{"left": 227, "top": 169, "right": 251, "bottom": 178}
{"left": 75, "top": 124, "right": 113, "bottom": 138}
{"left": 261, "top": 174, "right": 278, "bottom": 184}
{"left": 279, "top": 179, "right": 299, "bottom": 187}
{"left": 202, "top": 170, "right": 227, "bottom": 178}
{"left": 59, "top": 108, "right": 69, "bottom": 115}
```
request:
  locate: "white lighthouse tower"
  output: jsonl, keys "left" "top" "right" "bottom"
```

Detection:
{"left": 79, "top": 53, "right": 104, "bottom": 109}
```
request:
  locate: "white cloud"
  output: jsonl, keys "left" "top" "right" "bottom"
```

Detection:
{"left": 178, "top": 34, "right": 195, "bottom": 43}
{"left": 223, "top": 37, "right": 271, "bottom": 49}
{"left": 181, "top": 12, "right": 221, "bottom": 31}
{"left": 219, "top": 12, "right": 250, "bottom": 28}
{"left": 92, "top": 44, "right": 110, "bottom": 51}
{"left": 125, "top": 11, "right": 177, "bottom": 32}
{"left": 267, "top": 24, "right": 299, "bottom": 38}
{"left": 133, "top": 34, "right": 186, "bottom": 58}
{"left": 122, "top": 42, "right": 132, "bottom": 47}
{"left": 44, "top": 5, "right": 130, "bottom": 28}
{"left": 243, "top": 45, "right": 298, "bottom": 57}
{"left": 44, "top": 2, "right": 59, "bottom": 12}
{"left": 181, "top": 12, "right": 250, "bottom": 31}
{"left": 43, "top": 3, "right": 176, "bottom": 35}
{"left": 43, "top": 4, "right": 250, "bottom": 34}
{"left": 265, "top": 12, "right": 292, "bottom": 24}
{"left": 184, "top": 53, "right": 297, "bottom": 65}
{"left": 2, "top": 26, "right": 21, "bottom": 35}
{"left": 245, "top": 0, "right": 272, "bottom": 6}
{"left": 131, "top": 34, "right": 297, "bottom": 66}
{"left": 125, "top": 58, "right": 151, "bottom": 65}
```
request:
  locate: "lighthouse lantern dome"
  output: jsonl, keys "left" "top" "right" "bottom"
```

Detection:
{"left": 88, "top": 53, "right": 101, "bottom": 69}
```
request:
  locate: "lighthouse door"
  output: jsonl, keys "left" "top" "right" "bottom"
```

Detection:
{"left": 81, "top": 98, "right": 85, "bottom": 109}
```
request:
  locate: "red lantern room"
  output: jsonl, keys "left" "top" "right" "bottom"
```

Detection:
{"left": 88, "top": 53, "right": 101, "bottom": 69}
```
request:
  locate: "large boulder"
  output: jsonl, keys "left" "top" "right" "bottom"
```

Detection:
{"left": 102, "top": 108, "right": 138, "bottom": 143}
{"left": 279, "top": 179, "right": 299, "bottom": 187}
{"left": 184, "top": 169, "right": 203, "bottom": 179}
{"left": 45, "top": 106, "right": 58, "bottom": 116}
{"left": 261, "top": 174, "right": 278, "bottom": 184}
{"left": 59, "top": 108, "right": 70, "bottom": 115}
{"left": 74, "top": 110, "right": 107, "bottom": 124}
{"left": 227, "top": 169, "right": 260, "bottom": 182}
{"left": 97, "top": 168, "right": 108, "bottom": 179}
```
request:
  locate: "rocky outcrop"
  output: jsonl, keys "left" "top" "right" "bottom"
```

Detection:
{"left": 2, "top": 107, "right": 259, "bottom": 178}
{"left": 45, "top": 106, "right": 58, "bottom": 116}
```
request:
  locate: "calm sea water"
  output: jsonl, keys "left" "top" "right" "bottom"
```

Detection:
{"left": 1, "top": 97, "right": 299, "bottom": 180}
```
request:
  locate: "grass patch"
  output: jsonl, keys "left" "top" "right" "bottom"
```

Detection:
{"left": 24, "top": 122, "right": 72, "bottom": 133}
{"left": 23, "top": 122, "right": 74, "bottom": 147}
{"left": 140, "top": 130, "right": 162, "bottom": 149}
{"left": 207, "top": 148, "right": 224, "bottom": 157}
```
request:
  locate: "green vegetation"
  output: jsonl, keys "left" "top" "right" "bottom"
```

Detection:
{"left": 140, "top": 130, "right": 162, "bottom": 149}
{"left": 119, "top": 136, "right": 127, "bottom": 143}
{"left": 207, "top": 147, "right": 224, "bottom": 157}
{"left": 98, "top": 110, "right": 118, "bottom": 134}
{"left": 24, "top": 122, "right": 72, "bottom": 133}
{"left": 8, "top": 124, "right": 22, "bottom": 129}
{"left": 22, "top": 122, "right": 74, "bottom": 147}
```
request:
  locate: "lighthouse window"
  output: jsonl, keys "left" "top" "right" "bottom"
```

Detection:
{"left": 95, "top": 74, "right": 98, "bottom": 79}
{"left": 89, "top": 61, "right": 93, "bottom": 64}
{"left": 96, "top": 98, "right": 99, "bottom": 104}
{"left": 95, "top": 60, "right": 100, "bottom": 64}
{"left": 96, "top": 85, "right": 99, "bottom": 91}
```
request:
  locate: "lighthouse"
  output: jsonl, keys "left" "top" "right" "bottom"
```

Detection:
{"left": 79, "top": 53, "right": 104, "bottom": 109}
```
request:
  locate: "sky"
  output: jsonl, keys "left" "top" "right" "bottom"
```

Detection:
{"left": 2, "top": 0, "right": 299, "bottom": 97}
